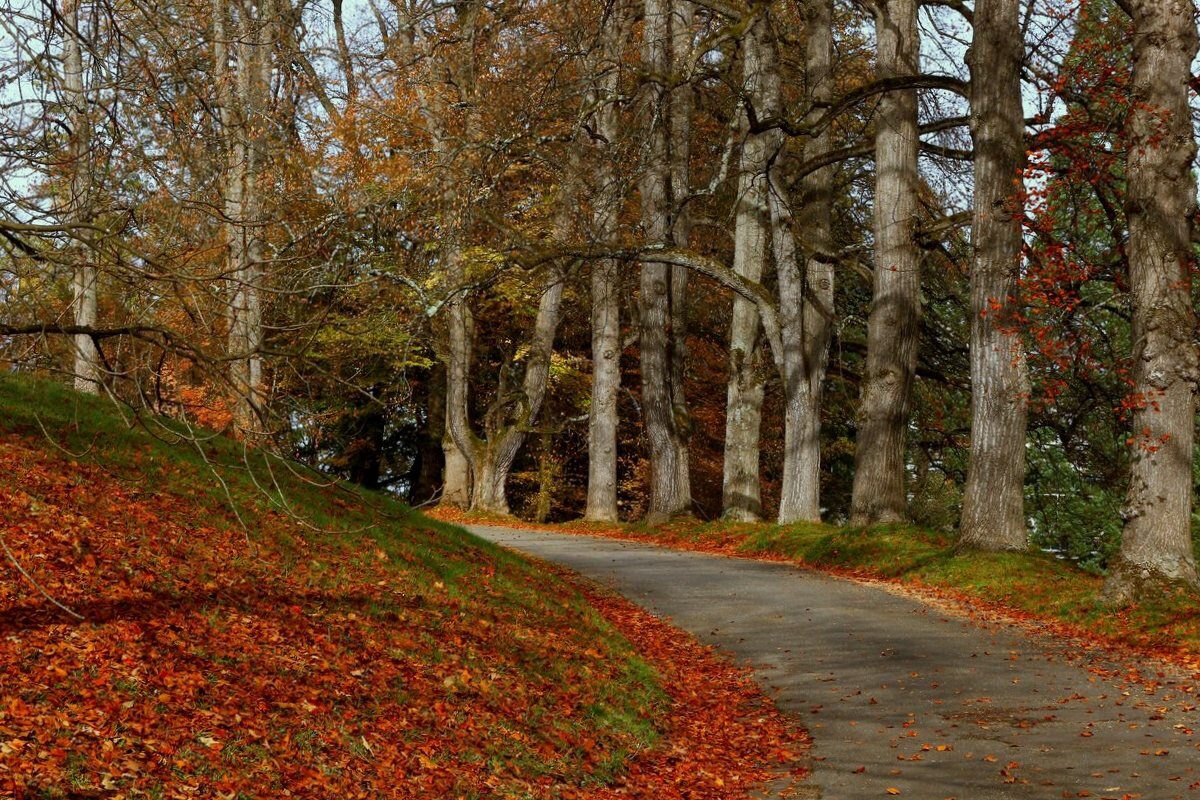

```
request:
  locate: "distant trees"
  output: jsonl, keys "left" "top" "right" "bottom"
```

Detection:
{"left": 1, "top": 0, "right": 1198, "bottom": 602}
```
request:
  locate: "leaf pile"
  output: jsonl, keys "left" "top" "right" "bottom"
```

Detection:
{"left": 0, "top": 377, "right": 809, "bottom": 799}
{"left": 576, "top": 583, "right": 810, "bottom": 799}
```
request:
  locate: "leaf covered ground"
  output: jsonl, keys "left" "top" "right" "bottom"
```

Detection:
{"left": 430, "top": 509, "right": 1200, "bottom": 677}
{"left": 0, "top": 378, "right": 807, "bottom": 799}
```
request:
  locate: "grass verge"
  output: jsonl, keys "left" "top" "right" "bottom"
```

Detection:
{"left": 431, "top": 509, "right": 1200, "bottom": 675}
{"left": 0, "top": 377, "right": 806, "bottom": 798}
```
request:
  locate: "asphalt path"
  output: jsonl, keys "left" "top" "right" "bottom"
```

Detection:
{"left": 467, "top": 525, "right": 1200, "bottom": 800}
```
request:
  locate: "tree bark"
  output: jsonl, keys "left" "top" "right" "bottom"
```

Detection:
{"left": 469, "top": 278, "right": 566, "bottom": 514}
{"left": 400, "top": 2, "right": 482, "bottom": 508}
{"left": 959, "top": 0, "right": 1030, "bottom": 550}
{"left": 775, "top": 0, "right": 835, "bottom": 524}
{"left": 588, "top": 257, "right": 622, "bottom": 520}
{"left": 668, "top": 0, "right": 694, "bottom": 507}
{"left": 638, "top": 0, "right": 692, "bottom": 522}
{"left": 62, "top": 0, "right": 98, "bottom": 394}
{"left": 850, "top": 0, "right": 921, "bottom": 524}
{"left": 722, "top": 13, "right": 772, "bottom": 522}
{"left": 1104, "top": 0, "right": 1200, "bottom": 601}
{"left": 585, "top": 0, "right": 631, "bottom": 523}
{"left": 441, "top": 292, "right": 475, "bottom": 507}
{"left": 216, "top": 0, "right": 271, "bottom": 434}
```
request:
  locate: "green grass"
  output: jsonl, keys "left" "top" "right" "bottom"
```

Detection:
{"left": 564, "top": 515, "right": 1200, "bottom": 661}
{"left": 0, "top": 375, "right": 669, "bottom": 794}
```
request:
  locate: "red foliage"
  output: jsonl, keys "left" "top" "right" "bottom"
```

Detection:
{"left": 571, "top": 584, "right": 809, "bottom": 799}
{"left": 0, "top": 435, "right": 807, "bottom": 798}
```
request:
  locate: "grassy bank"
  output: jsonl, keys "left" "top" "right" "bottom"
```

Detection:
{"left": 0, "top": 378, "right": 805, "bottom": 798}
{"left": 434, "top": 509, "right": 1200, "bottom": 673}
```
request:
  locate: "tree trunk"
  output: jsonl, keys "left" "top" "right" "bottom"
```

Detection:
{"left": 722, "top": 14, "right": 772, "bottom": 522}
{"left": 470, "top": 443, "right": 514, "bottom": 516}
{"left": 639, "top": 0, "right": 691, "bottom": 523}
{"left": 587, "top": 257, "right": 622, "bottom": 520}
{"left": 668, "top": 0, "right": 694, "bottom": 506}
{"left": 534, "top": 430, "right": 556, "bottom": 523}
{"left": 959, "top": 0, "right": 1030, "bottom": 551}
{"left": 443, "top": 271, "right": 478, "bottom": 507}
{"left": 469, "top": 279, "right": 566, "bottom": 515}
{"left": 217, "top": 0, "right": 271, "bottom": 434}
{"left": 1104, "top": 0, "right": 1200, "bottom": 601}
{"left": 441, "top": 433, "right": 473, "bottom": 506}
{"left": 584, "top": 0, "right": 630, "bottom": 523}
{"left": 63, "top": 0, "right": 99, "bottom": 394}
{"left": 774, "top": 0, "right": 835, "bottom": 524}
{"left": 401, "top": 2, "right": 482, "bottom": 508}
{"left": 850, "top": 0, "right": 921, "bottom": 524}
{"left": 441, "top": 326, "right": 473, "bottom": 507}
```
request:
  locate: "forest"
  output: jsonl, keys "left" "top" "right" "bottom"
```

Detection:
{"left": 1, "top": 0, "right": 1197, "bottom": 610}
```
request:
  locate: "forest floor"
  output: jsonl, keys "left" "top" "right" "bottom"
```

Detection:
{"left": 0, "top": 377, "right": 808, "bottom": 799}
{"left": 467, "top": 524, "right": 1200, "bottom": 800}
{"left": 429, "top": 508, "right": 1200, "bottom": 673}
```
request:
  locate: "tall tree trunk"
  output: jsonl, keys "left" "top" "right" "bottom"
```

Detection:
{"left": 217, "top": 0, "right": 271, "bottom": 434}
{"left": 585, "top": 0, "right": 630, "bottom": 523}
{"left": 63, "top": 0, "right": 98, "bottom": 394}
{"left": 1104, "top": 0, "right": 1200, "bottom": 601}
{"left": 668, "top": 0, "right": 694, "bottom": 506}
{"left": 441, "top": 295, "right": 475, "bottom": 507}
{"left": 587, "top": 257, "right": 622, "bottom": 520}
{"left": 440, "top": 439, "right": 473, "bottom": 506}
{"left": 722, "top": 13, "right": 772, "bottom": 522}
{"left": 639, "top": 0, "right": 691, "bottom": 522}
{"left": 401, "top": 2, "right": 482, "bottom": 508}
{"left": 959, "top": 0, "right": 1030, "bottom": 550}
{"left": 470, "top": 278, "right": 567, "bottom": 514}
{"left": 443, "top": 260, "right": 478, "bottom": 507}
{"left": 774, "top": 0, "right": 835, "bottom": 524}
{"left": 850, "top": 0, "right": 921, "bottom": 524}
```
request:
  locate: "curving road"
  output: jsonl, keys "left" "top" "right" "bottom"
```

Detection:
{"left": 468, "top": 525, "right": 1200, "bottom": 800}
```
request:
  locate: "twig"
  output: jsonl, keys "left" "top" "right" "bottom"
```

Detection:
{"left": 0, "top": 528, "right": 85, "bottom": 620}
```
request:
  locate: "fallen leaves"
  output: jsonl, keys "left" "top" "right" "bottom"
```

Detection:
{"left": 574, "top": 582, "right": 811, "bottom": 799}
{"left": 0, "top": 433, "right": 809, "bottom": 798}
{"left": 424, "top": 508, "right": 1200, "bottom": 676}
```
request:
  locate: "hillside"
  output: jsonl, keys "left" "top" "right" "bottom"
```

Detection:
{"left": 0, "top": 379, "right": 805, "bottom": 799}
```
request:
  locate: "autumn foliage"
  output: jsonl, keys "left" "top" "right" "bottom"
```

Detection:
{"left": 0, "top": 378, "right": 806, "bottom": 798}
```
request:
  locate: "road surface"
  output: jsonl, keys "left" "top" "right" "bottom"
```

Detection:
{"left": 468, "top": 525, "right": 1200, "bottom": 800}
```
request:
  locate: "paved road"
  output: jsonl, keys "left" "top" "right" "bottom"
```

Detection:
{"left": 468, "top": 525, "right": 1200, "bottom": 800}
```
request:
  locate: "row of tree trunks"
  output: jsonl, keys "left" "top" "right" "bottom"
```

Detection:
{"left": 849, "top": 0, "right": 921, "bottom": 524}
{"left": 427, "top": 0, "right": 1200, "bottom": 611}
